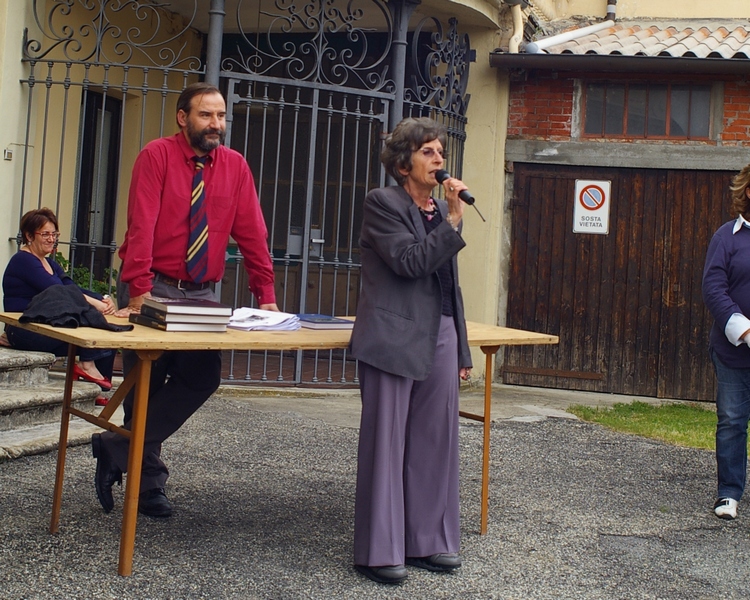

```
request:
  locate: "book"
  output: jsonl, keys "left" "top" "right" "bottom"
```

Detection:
{"left": 129, "top": 313, "right": 228, "bottom": 332}
{"left": 228, "top": 307, "right": 300, "bottom": 331}
{"left": 141, "top": 303, "right": 230, "bottom": 324}
{"left": 142, "top": 296, "right": 232, "bottom": 317}
{"left": 296, "top": 314, "right": 354, "bottom": 330}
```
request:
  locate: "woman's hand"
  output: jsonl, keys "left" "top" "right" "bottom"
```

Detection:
{"left": 460, "top": 367, "right": 472, "bottom": 381}
{"left": 84, "top": 294, "right": 116, "bottom": 315}
{"left": 442, "top": 176, "right": 467, "bottom": 228}
{"left": 100, "top": 296, "right": 116, "bottom": 315}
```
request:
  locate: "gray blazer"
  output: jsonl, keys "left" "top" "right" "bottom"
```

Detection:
{"left": 350, "top": 185, "right": 472, "bottom": 380}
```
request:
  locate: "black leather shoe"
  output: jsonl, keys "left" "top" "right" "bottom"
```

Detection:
{"left": 91, "top": 433, "right": 122, "bottom": 513}
{"left": 354, "top": 564, "right": 408, "bottom": 584}
{"left": 406, "top": 553, "right": 462, "bottom": 572}
{"left": 138, "top": 488, "right": 173, "bottom": 518}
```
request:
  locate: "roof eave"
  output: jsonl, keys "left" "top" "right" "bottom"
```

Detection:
{"left": 488, "top": 52, "right": 750, "bottom": 76}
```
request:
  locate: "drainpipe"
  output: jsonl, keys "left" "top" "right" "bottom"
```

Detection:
{"left": 606, "top": 0, "right": 617, "bottom": 21}
{"left": 525, "top": 19, "right": 614, "bottom": 54}
{"left": 205, "top": 0, "right": 226, "bottom": 86}
{"left": 388, "top": 0, "right": 421, "bottom": 131}
{"left": 507, "top": 0, "right": 524, "bottom": 54}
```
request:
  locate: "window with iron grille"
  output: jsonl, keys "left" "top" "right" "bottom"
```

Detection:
{"left": 583, "top": 82, "right": 712, "bottom": 140}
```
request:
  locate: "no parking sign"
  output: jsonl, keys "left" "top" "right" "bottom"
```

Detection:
{"left": 573, "top": 180, "right": 611, "bottom": 234}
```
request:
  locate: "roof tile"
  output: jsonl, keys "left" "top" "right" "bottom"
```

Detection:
{"left": 536, "top": 20, "right": 750, "bottom": 61}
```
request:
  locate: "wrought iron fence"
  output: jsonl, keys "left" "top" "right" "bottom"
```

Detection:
{"left": 16, "top": 0, "right": 472, "bottom": 386}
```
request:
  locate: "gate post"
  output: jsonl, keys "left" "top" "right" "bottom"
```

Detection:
{"left": 205, "top": 0, "right": 226, "bottom": 86}
{"left": 388, "top": 0, "right": 421, "bottom": 131}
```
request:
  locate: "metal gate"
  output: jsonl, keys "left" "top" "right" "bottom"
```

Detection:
{"left": 17, "top": 0, "right": 472, "bottom": 386}
{"left": 217, "top": 75, "right": 390, "bottom": 383}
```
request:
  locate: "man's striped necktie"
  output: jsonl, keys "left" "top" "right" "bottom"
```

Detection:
{"left": 187, "top": 156, "right": 209, "bottom": 282}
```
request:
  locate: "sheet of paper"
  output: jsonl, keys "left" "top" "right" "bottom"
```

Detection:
{"left": 228, "top": 307, "right": 301, "bottom": 331}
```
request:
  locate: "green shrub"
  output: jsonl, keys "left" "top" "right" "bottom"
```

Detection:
{"left": 54, "top": 252, "right": 117, "bottom": 299}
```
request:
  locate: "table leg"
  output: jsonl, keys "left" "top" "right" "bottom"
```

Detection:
{"left": 117, "top": 351, "right": 159, "bottom": 576}
{"left": 50, "top": 344, "right": 77, "bottom": 534}
{"left": 458, "top": 345, "right": 500, "bottom": 535}
{"left": 479, "top": 347, "right": 498, "bottom": 535}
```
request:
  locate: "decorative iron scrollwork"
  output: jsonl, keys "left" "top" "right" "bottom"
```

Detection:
{"left": 23, "top": 0, "right": 203, "bottom": 70}
{"left": 223, "top": 0, "right": 394, "bottom": 92}
{"left": 406, "top": 17, "right": 471, "bottom": 117}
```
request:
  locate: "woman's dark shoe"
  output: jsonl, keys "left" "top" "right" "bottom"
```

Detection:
{"left": 95, "top": 395, "right": 108, "bottom": 407}
{"left": 91, "top": 433, "right": 122, "bottom": 513}
{"left": 406, "top": 553, "right": 462, "bottom": 572}
{"left": 354, "top": 564, "right": 408, "bottom": 584}
{"left": 74, "top": 363, "right": 112, "bottom": 391}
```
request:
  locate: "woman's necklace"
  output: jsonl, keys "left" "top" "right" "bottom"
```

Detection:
{"left": 417, "top": 198, "right": 436, "bottom": 221}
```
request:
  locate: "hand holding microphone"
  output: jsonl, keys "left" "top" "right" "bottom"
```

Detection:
{"left": 435, "top": 170, "right": 486, "bottom": 222}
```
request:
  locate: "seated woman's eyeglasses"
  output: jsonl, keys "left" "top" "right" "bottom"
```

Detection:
{"left": 35, "top": 231, "right": 60, "bottom": 240}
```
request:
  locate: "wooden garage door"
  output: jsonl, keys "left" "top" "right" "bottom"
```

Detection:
{"left": 504, "top": 163, "right": 733, "bottom": 401}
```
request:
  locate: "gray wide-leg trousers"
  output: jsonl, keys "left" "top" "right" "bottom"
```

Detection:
{"left": 354, "top": 315, "right": 461, "bottom": 567}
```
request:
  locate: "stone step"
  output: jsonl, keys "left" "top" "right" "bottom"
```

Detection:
{"left": 0, "top": 404, "right": 124, "bottom": 461}
{"left": 0, "top": 347, "right": 56, "bottom": 386}
{"left": 0, "top": 381, "right": 102, "bottom": 431}
{"left": 0, "top": 346, "right": 120, "bottom": 462}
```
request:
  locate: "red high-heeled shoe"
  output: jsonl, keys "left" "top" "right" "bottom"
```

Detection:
{"left": 95, "top": 395, "right": 109, "bottom": 407}
{"left": 73, "top": 363, "right": 112, "bottom": 391}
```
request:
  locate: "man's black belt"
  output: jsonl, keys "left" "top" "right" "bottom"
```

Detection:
{"left": 152, "top": 271, "right": 211, "bottom": 291}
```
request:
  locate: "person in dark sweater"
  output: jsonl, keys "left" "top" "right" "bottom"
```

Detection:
{"left": 703, "top": 163, "right": 750, "bottom": 521}
{"left": 2, "top": 208, "right": 117, "bottom": 403}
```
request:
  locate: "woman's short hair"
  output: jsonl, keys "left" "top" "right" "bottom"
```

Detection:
{"left": 20, "top": 208, "right": 58, "bottom": 245}
{"left": 730, "top": 163, "right": 750, "bottom": 218}
{"left": 381, "top": 117, "right": 448, "bottom": 185}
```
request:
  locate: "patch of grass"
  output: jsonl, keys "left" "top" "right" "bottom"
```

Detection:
{"left": 568, "top": 401, "right": 719, "bottom": 451}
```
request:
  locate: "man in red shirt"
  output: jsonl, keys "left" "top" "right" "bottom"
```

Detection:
{"left": 92, "top": 82, "right": 278, "bottom": 518}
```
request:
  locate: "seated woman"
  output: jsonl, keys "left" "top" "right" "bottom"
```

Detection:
{"left": 2, "top": 208, "right": 117, "bottom": 405}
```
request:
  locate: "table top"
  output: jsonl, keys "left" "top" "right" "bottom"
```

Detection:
{"left": 0, "top": 312, "right": 558, "bottom": 351}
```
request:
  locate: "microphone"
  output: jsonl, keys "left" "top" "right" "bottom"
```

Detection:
{"left": 434, "top": 169, "right": 485, "bottom": 222}
{"left": 435, "top": 169, "right": 475, "bottom": 205}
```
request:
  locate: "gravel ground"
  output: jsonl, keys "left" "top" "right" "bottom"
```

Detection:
{"left": 1, "top": 394, "right": 749, "bottom": 600}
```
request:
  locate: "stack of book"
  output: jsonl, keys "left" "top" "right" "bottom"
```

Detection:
{"left": 297, "top": 314, "right": 354, "bottom": 330}
{"left": 129, "top": 297, "right": 232, "bottom": 332}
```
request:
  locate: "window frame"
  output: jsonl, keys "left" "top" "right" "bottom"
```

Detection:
{"left": 581, "top": 80, "right": 713, "bottom": 141}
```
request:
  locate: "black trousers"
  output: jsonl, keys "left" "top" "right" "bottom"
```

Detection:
{"left": 100, "top": 277, "right": 221, "bottom": 492}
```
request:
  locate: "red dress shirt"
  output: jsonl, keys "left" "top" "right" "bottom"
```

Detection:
{"left": 119, "top": 132, "right": 276, "bottom": 304}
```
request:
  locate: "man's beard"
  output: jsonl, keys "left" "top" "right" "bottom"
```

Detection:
{"left": 187, "top": 120, "right": 226, "bottom": 152}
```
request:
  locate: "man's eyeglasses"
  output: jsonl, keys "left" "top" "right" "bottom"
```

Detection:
{"left": 35, "top": 231, "right": 60, "bottom": 241}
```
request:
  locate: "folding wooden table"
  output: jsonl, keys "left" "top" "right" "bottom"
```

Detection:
{"left": 0, "top": 313, "right": 557, "bottom": 576}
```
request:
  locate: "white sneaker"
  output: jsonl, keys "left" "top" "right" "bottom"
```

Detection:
{"left": 714, "top": 497, "right": 738, "bottom": 520}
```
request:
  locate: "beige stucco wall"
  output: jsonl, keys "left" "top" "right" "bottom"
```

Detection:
{"left": 0, "top": 0, "right": 40, "bottom": 279}
{"left": 533, "top": 0, "right": 750, "bottom": 20}
{"left": 455, "top": 27, "right": 511, "bottom": 375}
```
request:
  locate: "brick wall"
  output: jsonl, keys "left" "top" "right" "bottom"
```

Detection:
{"left": 508, "top": 74, "right": 574, "bottom": 141}
{"left": 721, "top": 80, "right": 750, "bottom": 146}
{"left": 509, "top": 73, "right": 750, "bottom": 145}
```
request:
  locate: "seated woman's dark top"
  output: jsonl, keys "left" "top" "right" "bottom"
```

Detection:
{"left": 2, "top": 251, "right": 114, "bottom": 370}
{"left": 3, "top": 251, "right": 93, "bottom": 312}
